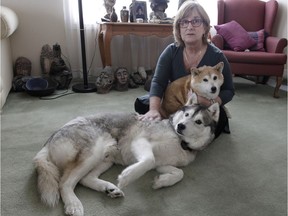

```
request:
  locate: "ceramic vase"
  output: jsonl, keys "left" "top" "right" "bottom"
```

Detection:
{"left": 120, "top": 6, "right": 129, "bottom": 22}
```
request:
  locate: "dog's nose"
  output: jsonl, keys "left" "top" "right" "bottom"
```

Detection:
{"left": 211, "top": 86, "right": 217, "bottom": 93}
{"left": 177, "top": 123, "right": 186, "bottom": 133}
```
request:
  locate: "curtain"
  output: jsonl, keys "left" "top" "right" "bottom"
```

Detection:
{"left": 63, "top": 0, "right": 103, "bottom": 78}
{"left": 62, "top": 0, "right": 216, "bottom": 77}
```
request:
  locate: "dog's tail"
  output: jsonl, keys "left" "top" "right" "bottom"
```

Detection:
{"left": 33, "top": 146, "right": 60, "bottom": 207}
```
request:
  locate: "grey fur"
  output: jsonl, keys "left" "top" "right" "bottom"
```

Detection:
{"left": 34, "top": 103, "right": 219, "bottom": 216}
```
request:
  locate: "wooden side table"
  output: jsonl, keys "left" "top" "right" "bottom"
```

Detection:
{"left": 98, "top": 22, "right": 173, "bottom": 67}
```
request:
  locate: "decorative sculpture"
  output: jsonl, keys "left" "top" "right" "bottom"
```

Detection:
{"left": 49, "top": 43, "right": 72, "bottom": 89}
{"left": 149, "top": 0, "right": 169, "bottom": 20}
{"left": 95, "top": 66, "right": 114, "bottom": 94}
{"left": 129, "top": 0, "right": 136, "bottom": 22}
{"left": 130, "top": 67, "right": 146, "bottom": 85}
{"left": 114, "top": 67, "right": 129, "bottom": 91}
{"left": 103, "top": 0, "right": 116, "bottom": 20}
{"left": 110, "top": 7, "right": 118, "bottom": 22}
{"left": 40, "top": 44, "right": 53, "bottom": 76}
{"left": 144, "top": 69, "right": 154, "bottom": 91}
{"left": 14, "top": 57, "right": 32, "bottom": 77}
{"left": 13, "top": 57, "right": 32, "bottom": 92}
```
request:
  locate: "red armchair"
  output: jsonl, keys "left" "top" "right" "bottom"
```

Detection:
{"left": 211, "top": 0, "right": 287, "bottom": 98}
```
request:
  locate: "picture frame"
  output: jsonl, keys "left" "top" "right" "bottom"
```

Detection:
{"left": 132, "top": 1, "right": 148, "bottom": 22}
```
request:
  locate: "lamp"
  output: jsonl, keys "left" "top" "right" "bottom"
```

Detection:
{"left": 72, "top": 0, "right": 97, "bottom": 93}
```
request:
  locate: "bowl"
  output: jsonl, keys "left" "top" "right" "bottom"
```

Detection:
{"left": 25, "top": 77, "right": 58, "bottom": 97}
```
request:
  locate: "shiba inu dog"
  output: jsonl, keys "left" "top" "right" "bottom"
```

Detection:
{"left": 160, "top": 62, "right": 224, "bottom": 118}
{"left": 33, "top": 97, "right": 219, "bottom": 216}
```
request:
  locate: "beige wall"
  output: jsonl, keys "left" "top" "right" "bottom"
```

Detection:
{"left": 1, "top": 0, "right": 287, "bottom": 76}
{"left": 1, "top": 0, "right": 67, "bottom": 76}
{"left": 274, "top": 0, "right": 287, "bottom": 39}
{"left": 273, "top": 0, "right": 288, "bottom": 77}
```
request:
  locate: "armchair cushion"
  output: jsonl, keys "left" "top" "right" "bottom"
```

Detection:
{"left": 248, "top": 29, "right": 265, "bottom": 51}
{"left": 215, "top": 20, "right": 256, "bottom": 51}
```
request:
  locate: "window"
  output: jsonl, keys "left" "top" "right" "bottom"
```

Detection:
{"left": 73, "top": 0, "right": 217, "bottom": 25}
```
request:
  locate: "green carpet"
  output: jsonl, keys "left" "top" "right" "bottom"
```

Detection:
{"left": 1, "top": 77, "right": 287, "bottom": 216}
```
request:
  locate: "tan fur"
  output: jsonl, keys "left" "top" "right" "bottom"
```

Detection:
{"left": 160, "top": 62, "right": 224, "bottom": 118}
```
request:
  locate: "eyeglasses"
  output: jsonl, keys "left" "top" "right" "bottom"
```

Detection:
{"left": 179, "top": 19, "right": 204, "bottom": 28}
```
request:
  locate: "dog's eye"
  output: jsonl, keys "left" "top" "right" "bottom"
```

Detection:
{"left": 213, "top": 76, "right": 217, "bottom": 80}
{"left": 203, "top": 78, "right": 208, "bottom": 82}
{"left": 195, "top": 120, "right": 202, "bottom": 125}
{"left": 185, "top": 113, "right": 189, "bottom": 117}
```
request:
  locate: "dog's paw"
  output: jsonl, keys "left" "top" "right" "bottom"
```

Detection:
{"left": 105, "top": 187, "right": 124, "bottom": 198}
{"left": 64, "top": 200, "right": 84, "bottom": 216}
{"left": 117, "top": 175, "right": 128, "bottom": 189}
{"left": 152, "top": 175, "right": 165, "bottom": 189}
{"left": 117, "top": 169, "right": 133, "bottom": 189}
{"left": 152, "top": 175, "right": 172, "bottom": 189}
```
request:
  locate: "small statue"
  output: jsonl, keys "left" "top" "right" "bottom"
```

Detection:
{"left": 144, "top": 69, "right": 154, "bottom": 91}
{"left": 114, "top": 67, "right": 129, "bottom": 91}
{"left": 110, "top": 7, "right": 118, "bottom": 22}
{"left": 95, "top": 66, "right": 114, "bottom": 94}
{"left": 40, "top": 44, "right": 53, "bottom": 76}
{"left": 149, "top": 0, "right": 169, "bottom": 20}
{"left": 138, "top": 66, "right": 147, "bottom": 80}
{"left": 13, "top": 57, "right": 32, "bottom": 92}
{"left": 128, "top": 76, "right": 138, "bottom": 88}
{"left": 129, "top": 0, "right": 136, "bottom": 22}
{"left": 130, "top": 67, "right": 146, "bottom": 85}
{"left": 49, "top": 43, "right": 72, "bottom": 89}
{"left": 12, "top": 76, "right": 31, "bottom": 92}
{"left": 14, "top": 57, "right": 32, "bottom": 77}
{"left": 103, "top": 0, "right": 116, "bottom": 20}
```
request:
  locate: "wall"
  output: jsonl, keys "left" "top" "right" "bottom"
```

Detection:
{"left": 1, "top": 0, "right": 287, "bottom": 76}
{"left": 1, "top": 0, "right": 67, "bottom": 76}
{"left": 273, "top": 0, "right": 287, "bottom": 54}
{"left": 274, "top": 0, "right": 287, "bottom": 78}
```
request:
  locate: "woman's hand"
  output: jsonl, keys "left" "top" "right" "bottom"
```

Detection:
{"left": 138, "top": 109, "right": 162, "bottom": 121}
{"left": 138, "top": 96, "right": 162, "bottom": 121}
{"left": 197, "top": 95, "right": 222, "bottom": 106}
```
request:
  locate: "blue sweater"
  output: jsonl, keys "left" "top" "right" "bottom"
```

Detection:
{"left": 150, "top": 43, "right": 235, "bottom": 105}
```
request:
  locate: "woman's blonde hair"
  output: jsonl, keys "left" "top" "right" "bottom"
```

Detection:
{"left": 173, "top": 1, "right": 210, "bottom": 47}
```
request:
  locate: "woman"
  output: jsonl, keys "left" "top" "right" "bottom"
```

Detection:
{"left": 134, "top": 1, "right": 234, "bottom": 138}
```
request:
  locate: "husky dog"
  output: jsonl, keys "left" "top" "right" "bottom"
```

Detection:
{"left": 161, "top": 62, "right": 224, "bottom": 118}
{"left": 34, "top": 97, "right": 219, "bottom": 216}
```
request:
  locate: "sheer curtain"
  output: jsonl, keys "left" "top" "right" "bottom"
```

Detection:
{"left": 63, "top": 0, "right": 103, "bottom": 78}
{"left": 62, "top": 0, "right": 217, "bottom": 77}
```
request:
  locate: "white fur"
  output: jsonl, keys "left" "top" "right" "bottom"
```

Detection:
{"left": 33, "top": 104, "right": 218, "bottom": 216}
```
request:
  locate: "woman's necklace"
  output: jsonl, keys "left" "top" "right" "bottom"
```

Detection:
{"left": 184, "top": 47, "right": 203, "bottom": 69}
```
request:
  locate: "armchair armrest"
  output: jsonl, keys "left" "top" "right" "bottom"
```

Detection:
{"left": 265, "top": 36, "right": 287, "bottom": 53}
{"left": 1, "top": 6, "right": 19, "bottom": 39}
{"left": 211, "top": 34, "right": 224, "bottom": 49}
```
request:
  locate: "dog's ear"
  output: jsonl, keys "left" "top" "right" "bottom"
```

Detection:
{"left": 214, "top": 62, "right": 224, "bottom": 73}
{"left": 185, "top": 91, "right": 198, "bottom": 105}
{"left": 208, "top": 103, "right": 220, "bottom": 122}
{"left": 190, "top": 67, "right": 200, "bottom": 77}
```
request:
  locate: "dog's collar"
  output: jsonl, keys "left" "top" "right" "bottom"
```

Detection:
{"left": 181, "top": 140, "right": 193, "bottom": 152}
